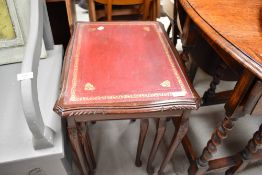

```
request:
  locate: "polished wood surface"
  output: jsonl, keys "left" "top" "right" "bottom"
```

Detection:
{"left": 179, "top": 0, "right": 262, "bottom": 79}
{"left": 174, "top": 0, "right": 262, "bottom": 174}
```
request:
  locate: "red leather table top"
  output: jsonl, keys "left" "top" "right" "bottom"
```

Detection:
{"left": 55, "top": 22, "right": 199, "bottom": 116}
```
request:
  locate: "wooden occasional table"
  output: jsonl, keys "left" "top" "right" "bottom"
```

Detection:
{"left": 174, "top": 0, "right": 262, "bottom": 174}
{"left": 53, "top": 22, "right": 199, "bottom": 174}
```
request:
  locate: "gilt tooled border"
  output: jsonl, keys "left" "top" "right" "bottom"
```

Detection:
{"left": 69, "top": 23, "right": 187, "bottom": 102}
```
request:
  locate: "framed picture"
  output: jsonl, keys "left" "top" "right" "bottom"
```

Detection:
{"left": 0, "top": 0, "right": 24, "bottom": 48}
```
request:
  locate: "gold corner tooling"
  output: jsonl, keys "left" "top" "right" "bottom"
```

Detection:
{"left": 160, "top": 80, "right": 171, "bottom": 87}
{"left": 85, "top": 83, "right": 95, "bottom": 91}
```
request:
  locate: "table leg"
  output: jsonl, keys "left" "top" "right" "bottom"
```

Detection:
{"left": 202, "top": 61, "right": 226, "bottom": 105}
{"left": 188, "top": 70, "right": 255, "bottom": 175}
{"left": 135, "top": 119, "right": 149, "bottom": 167}
{"left": 189, "top": 116, "right": 235, "bottom": 175}
{"left": 158, "top": 111, "right": 190, "bottom": 175}
{"left": 226, "top": 124, "right": 262, "bottom": 175}
{"left": 77, "top": 122, "right": 97, "bottom": 170}
{"left": 188, "top": 61, "right": 198, "bottom": 83}
{"left": 67, "top": 118, "right": 90, "bottom": 175}
{"left": 147, "top": 118, "right": 166, "bottom": 174}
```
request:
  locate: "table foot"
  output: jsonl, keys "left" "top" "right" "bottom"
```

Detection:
{"left": 135, "top": 160, "right": 142, "bottom": 167}
{"left": 147, "top": 166, "right": 155, "bottom": 174}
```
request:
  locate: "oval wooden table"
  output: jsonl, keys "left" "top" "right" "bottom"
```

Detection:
{"left": 163, "top": 0, "right": 262, "bottom": 175}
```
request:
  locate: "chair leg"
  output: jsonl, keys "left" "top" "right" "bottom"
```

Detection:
{"left": 151, "top": 0, "right": 157, "bottom": 20}
{"left": 156, "top": 0, "right": 160, "bottom": 18}
{"left": 142, "top": 0, "right": 150, "bottom": 20}
{"left": 88, "top": 0, "right": 97, "bottom": 21}
{"left": 158, "top": 111, "right": 190, "bottom": 175}
{"left": 135, "top": 119, "right": 149, "bottom": 167}
{"left": 147, "top": 118, "right": 166, "bottom": 174}
{"left": 67, "top": 118, "right": 91, "bottom": 175}
{"left": 107, "top": 0, "right": 112, "bottom": 21}
{"left": 226, "top": 124, "right": 262, "bottom": 175}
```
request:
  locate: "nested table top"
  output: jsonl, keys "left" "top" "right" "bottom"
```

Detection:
{"left": 54, "top": 22, "right": 199, "bottom": 117}
{"left": 179, "top": 0, "right": 262, "bottom": 79}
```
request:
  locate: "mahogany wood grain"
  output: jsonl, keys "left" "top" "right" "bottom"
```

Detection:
{"left": 179, "top": 0, "right": 262, "bottom": 79}
{"left": 174, "top": 1, "right": 262, "bottom": 174}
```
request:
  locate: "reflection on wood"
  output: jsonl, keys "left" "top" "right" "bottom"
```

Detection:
{"left": 0, "top": 0, "right": 16, "bottom": 40}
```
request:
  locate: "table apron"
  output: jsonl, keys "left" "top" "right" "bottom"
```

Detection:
{"left": 73, "top": 110, "right": 185, "bottom": 122}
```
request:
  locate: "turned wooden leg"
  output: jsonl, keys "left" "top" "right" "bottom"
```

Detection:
{"left": 67, "top": 118, "right": 90, "bottom": 175}
{"left": 202, "top": 62, "right": 226, "bottom": 105}
{"left": 188, "top": 116, "right": 235, "bottom": 175}
{"left": 226, "top": 124, "right": 262, "bottom": 175}
{"left": 135, "top": 119, "right": 149, "bottom": 167}
{"left": 158, "top": 111, "right": 190, "bottom": 175}
{"left": 189, "top": 70, "right": 256, "bottom": 175}
{"left": 77, "top": 123, "right": 97, "bottom": 170}
{"left": 147, "top": 118, "right": 167, "bottom": 174}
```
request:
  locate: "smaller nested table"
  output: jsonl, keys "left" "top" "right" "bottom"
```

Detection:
{"left": 54, "top": 22, "right": 199, "bottom": 175}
